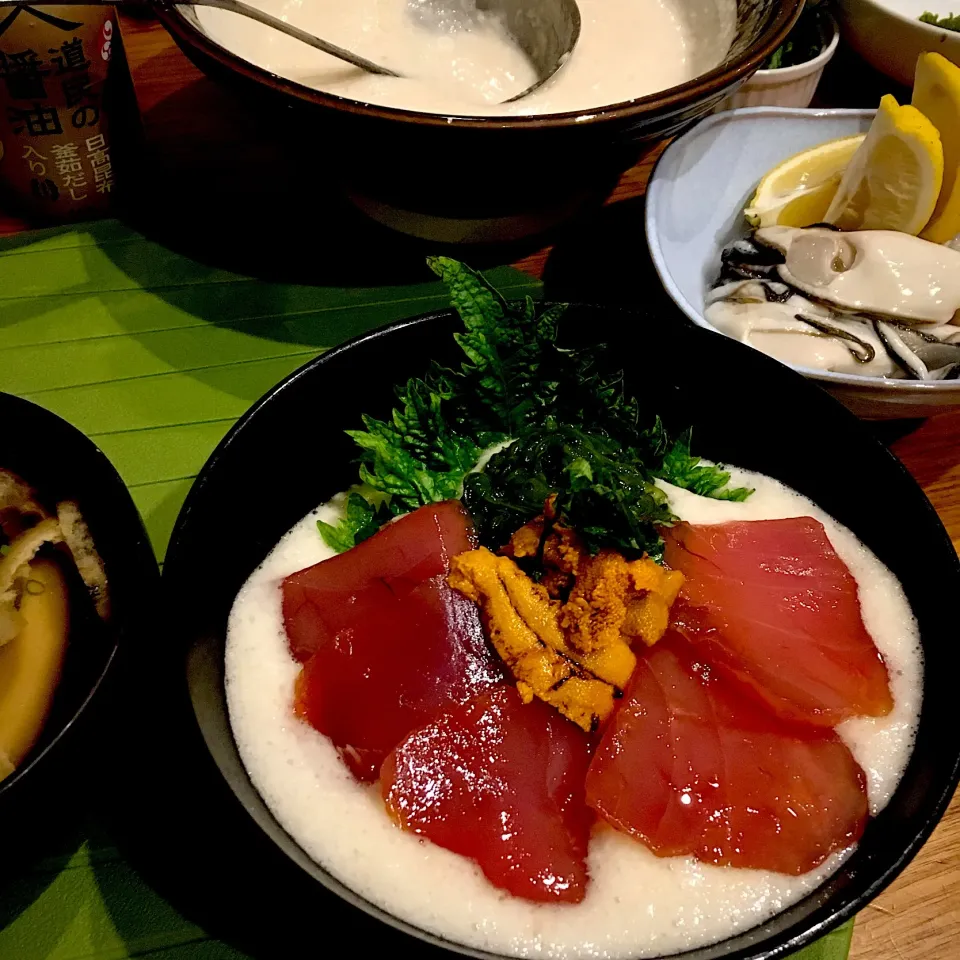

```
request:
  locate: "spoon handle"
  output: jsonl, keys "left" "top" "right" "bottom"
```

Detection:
{"left": 0, "top": 0, "right": 402, "bottom": 78}
{"left": 162, "top": 0, "right": 402, "bottom": 77}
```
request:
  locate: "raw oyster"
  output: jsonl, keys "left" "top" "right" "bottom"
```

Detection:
{"left": 706, "top": 228, "right": 960, "bottom": 381}
{"left": 874, "top": 321, "right": 960, "bottom": 380}
{"left": 754, "top": 226, "right": 960, "bottom": 325}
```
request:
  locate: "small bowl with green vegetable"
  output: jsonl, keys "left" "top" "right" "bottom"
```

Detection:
{"left": 715, "top": 3, "right": 839, "bottom": 110}
{"left": 839, "top": 0, "right": 960, "bottom": 86}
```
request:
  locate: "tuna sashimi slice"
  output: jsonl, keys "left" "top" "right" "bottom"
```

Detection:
{"left": 381, "top": 685, "right": 594, "bottom": 904}
{"left": 283, "top": 502, "right": 503, "bottom": 781}
{"left": 585, "top": 632, "right": 869, "bottom": 874}
{"left": 283, "top": 499, "right": 479, "bottom": 663}
{"left": 663, "top": 518, "right": 893, "bottom": 726}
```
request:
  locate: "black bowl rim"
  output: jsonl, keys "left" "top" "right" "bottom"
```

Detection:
{"left": 153, "top": 0, "right": 804, "bottom": 131}
{"left": 0, "top": 393, "right": 159, "bottom": 799}
{"left": 166, "top": 307, "right": 960, "bottom": 960}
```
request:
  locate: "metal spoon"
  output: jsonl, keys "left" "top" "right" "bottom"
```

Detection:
{"left": 166, "top": 0, "right": 405, "bottom": 77}
{"left": 409, "top": 0, "right": 582, "bottom": 101}
{"left": 0, "top": 0, "right": 580, "bottom": 102}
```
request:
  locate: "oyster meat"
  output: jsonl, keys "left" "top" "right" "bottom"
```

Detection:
{"left": 756, "top": 226, "right": 960, "bottom": 325}
{"left": 704, "top": 226, "right": 960, "bottom": 381}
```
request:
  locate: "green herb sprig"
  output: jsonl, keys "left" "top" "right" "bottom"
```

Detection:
{"left": 920, "top": 10, "right": 960, "bottom": 30}
{"left": 316, "top": 493, "right": 391, "bottom": 553}
{"left": 318, "top": 258, "right": 752, "bottom": 557}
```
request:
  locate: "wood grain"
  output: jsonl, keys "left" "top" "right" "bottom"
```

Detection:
{"left": 1, "top": 15, "right": 957, "bottom": 960}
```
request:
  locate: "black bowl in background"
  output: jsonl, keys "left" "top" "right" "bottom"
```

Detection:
{"left": 153, "top": 0, "right": 803, "bottom": 242}
{"left": 0, "top": 394, "right": 158, "bottom": 838}
{"left": 161, "top": 307, "right": 960, "bottom": 959}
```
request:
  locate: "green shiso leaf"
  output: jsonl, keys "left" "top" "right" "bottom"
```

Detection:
{"left": 327, "top": 258, "right": 751, "bottom": 557}
{"left": 317, "top": 492, "right": 391, "bottom": 553}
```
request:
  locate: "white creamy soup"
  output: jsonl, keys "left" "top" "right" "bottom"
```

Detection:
{"left": 225, "top": 465, "right": 922, "bottom": 959}
{"left": 196, "top": 0, "right": 736, "bottom": 116}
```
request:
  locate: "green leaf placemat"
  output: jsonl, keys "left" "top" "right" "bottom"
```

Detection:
{"left": 0, "top": 221, "right": 855, "bottom": 960}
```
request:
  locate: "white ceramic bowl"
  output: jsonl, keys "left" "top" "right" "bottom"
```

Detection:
{"left": 714, "top": 16, "right": 840, "bottom": 111}
{"left": 839, "top": 0, "right": 960, "bottom": 87}
{"left": 645, "top": 106, "right": 960, "bottom": 420}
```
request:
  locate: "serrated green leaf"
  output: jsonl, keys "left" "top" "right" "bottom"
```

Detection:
{"left": 339, "top": 258, "right": 750, "bottom": 554}
{"left": 317, "top": 492, "right": 390, "bottom": 553}
{"left": 656, "top": 428, "right": 753, "bottom": 502}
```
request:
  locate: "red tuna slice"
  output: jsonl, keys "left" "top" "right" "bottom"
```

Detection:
{"left": 283, "top": 499, "right": 478, "bottom": 663}
{"left": 381, "top": 686, "right": 594, "bottom": 904}
{"left": 283, "top": 501, "right": 503, "bottom": 781}
{"left": 662, "top": 518, "right": 893, "bottom": 726}
{"left": 585, "top": 632, "right": 868, "bottom": 874}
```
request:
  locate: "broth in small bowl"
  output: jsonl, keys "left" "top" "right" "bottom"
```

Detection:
{"left": 0, "top": 393, "right": 158, "bottom": 843}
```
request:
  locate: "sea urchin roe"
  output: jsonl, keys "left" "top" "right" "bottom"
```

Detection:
{"left": 449, "top": 538, "right": 685, "bottom": 731}
{"left": 381, "top": 684, "right": 594, "bottom": 904}
{"left": 561, "top": 550, "right": 684, "bottom": 653}
{"left": 449, "top": 547, "right": 616, "bottom": 732}
{"left": 501, "top": 499, "right": 684, "bottom": 652}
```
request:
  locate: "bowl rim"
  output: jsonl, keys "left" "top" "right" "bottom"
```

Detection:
{"left": 165, "top": 306, "right": 960, "bottom": 960}
{"left": 0, "top": 392, "right": 159, "bottom": 800}
{"left": 154, "top": 0, "right": 804, "bottom": 130}
{"left": 645, "top": 104, "right": 960, "bottom": 394}
{"left": 751, "top": 13, "right": 841, "bottom": 80}
{"left": 849, "top": 0, "right": 960, "bottom": 40}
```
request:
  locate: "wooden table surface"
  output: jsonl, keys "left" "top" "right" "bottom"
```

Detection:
{"left": 2, "top": 13, "right": 958, "bottom": 960}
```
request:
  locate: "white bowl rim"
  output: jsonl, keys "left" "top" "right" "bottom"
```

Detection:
{"left": 752, "top": 13, "right": 840, "bottom": 80}
{"left": 645, "top": 105, "right": 960, "bottom": 394}
{"left": 853, "top": 0, "right": 960, "bottom": 40}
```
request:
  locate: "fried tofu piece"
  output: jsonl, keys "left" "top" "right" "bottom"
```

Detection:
{"left": 450, "top": 548, "right": 615, "bottom": 732}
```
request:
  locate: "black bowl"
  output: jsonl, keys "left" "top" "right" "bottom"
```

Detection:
{"left": 0, "top": 394, "right": 158, "bottom": 834}
{"left": 153, "top": 0, "right": 802, "bottom": 241}
{"left": 162, "top": 307, "right": 960, "bottom": 960}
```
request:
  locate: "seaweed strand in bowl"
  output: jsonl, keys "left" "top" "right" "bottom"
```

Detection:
{"left": 320, "top": 257, "right": 750, "bottom": 560}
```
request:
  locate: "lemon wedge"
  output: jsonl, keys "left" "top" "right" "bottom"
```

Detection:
{"left": 913, "top": 53, "right": 960, "bottom": 244}
{"left": 744, "top": 135, "right": 866, "bottom": 228}
{"left": 824, "top": 94, "right": 944, "bottom": 235}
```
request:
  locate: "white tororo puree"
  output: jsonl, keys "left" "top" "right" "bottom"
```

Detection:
{"left": 195, "top": 0, "right": 736, "bottom": 116}
{"left": 225, "top": 465, "right": 922, "bottom": 958}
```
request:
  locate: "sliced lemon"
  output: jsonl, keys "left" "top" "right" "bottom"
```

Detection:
{"left": 913, "top": 53, "right": 960, "bottom": 244}
{"left": 824, "top": 94, "right": 944, "bottom": 235}
{"left": 744, "top": 135, "right": 866, "bottom": 228}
